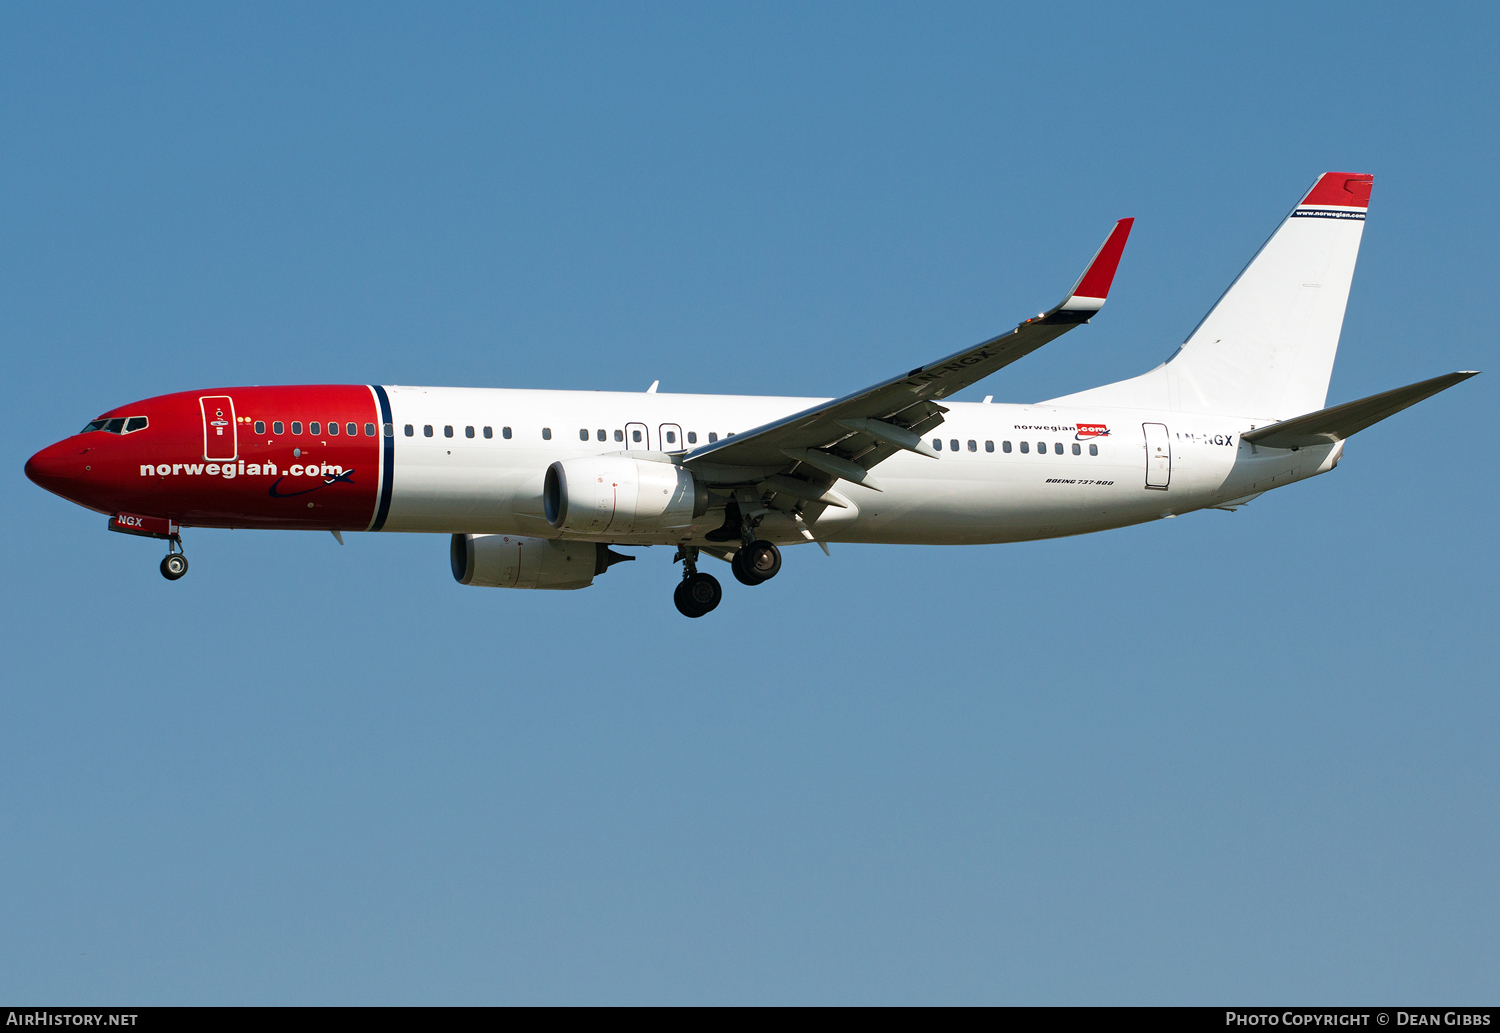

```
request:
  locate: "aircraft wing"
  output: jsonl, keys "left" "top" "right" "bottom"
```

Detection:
{"left": 683, "top": 218, "right": 1134, "bottom": 488}
{"left": 1241, "top": 371, "right": 1479, "bottom": 450}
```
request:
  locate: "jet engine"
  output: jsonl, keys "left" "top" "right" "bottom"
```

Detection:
{"left": 544, "top": 456, "right": 708, "bottom": 536}
{"left": 450, "top": 533, "right": 632, "bottom": 590}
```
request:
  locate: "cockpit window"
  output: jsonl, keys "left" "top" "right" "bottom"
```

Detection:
{"left": 82, "top": 415, "right": 149, "bottom": 434}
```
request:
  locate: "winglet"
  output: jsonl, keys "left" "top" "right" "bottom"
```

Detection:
{"left": 1048, "top": 218, "right": 1134, "bottom": 321}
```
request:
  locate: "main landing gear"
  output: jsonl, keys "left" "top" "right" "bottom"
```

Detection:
{"left": 160, "top": 538, "right": 189, "bottom": 581}
{"left": 671, "top": 539, "right": 784, "bottom": 617}
{"left": 673, "top": 547, "right": 722, "bottom": 618}
{"left": 732, "top": 540, "right": 781, "bottom": 586}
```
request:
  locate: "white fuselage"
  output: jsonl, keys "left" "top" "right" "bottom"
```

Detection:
{"left": 381, "top": 386, "right": 1338, "bottom": 546}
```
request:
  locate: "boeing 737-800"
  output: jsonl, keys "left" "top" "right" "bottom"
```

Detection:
{"left": 25, "top": 172, "right": 1477, "bottom": 616}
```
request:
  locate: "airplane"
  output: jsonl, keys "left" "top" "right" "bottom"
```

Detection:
{"left": 24, "top": 172, "right": 1477, "bottom": 618}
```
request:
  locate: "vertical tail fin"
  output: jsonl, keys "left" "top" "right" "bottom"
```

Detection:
{"left": 1046, "top": 173, "right": 1373, "bottom": 419}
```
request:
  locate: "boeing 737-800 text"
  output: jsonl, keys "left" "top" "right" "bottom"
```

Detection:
{"left": 25, "top": 172, "right": 1477, "bottom": 616}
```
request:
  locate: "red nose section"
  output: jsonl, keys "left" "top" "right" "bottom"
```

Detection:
{"left": 25, "top": 441, "right": 91, "bottom": 502}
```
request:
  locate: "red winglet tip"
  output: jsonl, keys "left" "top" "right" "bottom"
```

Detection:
{"left": 1301, "top": 172, "right": 1374, "bottom": 208}
{"left": 1070, "top": 217, "right": 1134, "bottom": 301}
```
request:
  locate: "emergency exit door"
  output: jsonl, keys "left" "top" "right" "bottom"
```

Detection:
{"left": 659, "top": 423, "right": 684, "bottom": 452}
{"left": 201, "top": 395, "right": 237, "bottom": 461}
{"left": 1143, "top": 422, "right": 1170, "bottom": 489}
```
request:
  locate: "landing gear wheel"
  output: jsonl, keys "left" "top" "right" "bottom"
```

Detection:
{"left": 674, "top": 572, "right": 722, "bottom": 618}
{"left": 732, "top": 540, "right": 781, "bottom": 585}
{"left": 160, "top": 553, "right": 189, "bottom": 580}
{"left": 731, "top": 550, "right": 760, "bottom": 586}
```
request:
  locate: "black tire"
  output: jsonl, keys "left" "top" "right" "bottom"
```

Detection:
{"left": 160, "top": 554, "right": 189, "bottom": 580}
{"left": 742, "top": 540, "right": 781, "bottom": 582}
{"left": 675, "top": 572, "right": 722, "bottom": 617}
{"left": 731, "top": 549, "right": 762, "bottom": 586}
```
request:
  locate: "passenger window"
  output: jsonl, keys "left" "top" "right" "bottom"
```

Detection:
{"left": 383, "top": 423, "right": 393, "bottom": 437}
{"left": 597, "top": 429, "right": 606, "bottom": 441}
{"left": 687, "top": 431, "right": 697, "bottom": 444}
{"left": 466, "top": 426, "right": 475, "bottom": 438}
{"left": 311, "top": 422, "right": 322, "bottom": 435}
{"left": 366, "top": 423, "right": 376, "bottom": 436}
{"left": 1054, "top": 442, "right": 1063, "bottom": 454}
{"left": 347, "top": 423, "right": 357, "bottom": 436}
{"left": 423, "top": 425, "right": 433, "bottom": 437}
{"left": 1002, "top": 440, "right": 1011, "bottom": 453}
{"left": 708, "top": 432, "right": 718, "bottom": 442}
{"left": 444, "top": 426, "right": 453, "bottom": 438}
{"left": 1020, "top": 441, "right": 1028, "bottom": 453}
{"left": 579, "top": 429, "right": 589, "bottom": 441}
{"left": 404, "top": 424, "right": 414, "bottom": 436}
{"left": 985, "top": 440, "right": 994, "bottom": 452}
{"left": 1036, "top": 441, "right": 1045, "bottom": 453}
{"left": 328, "top": 421, "right": 339, "bottom": 435}
{"left": 614, "top": 429, "right": 623, "bottom": 442}
{"left": 632, "top": 429, "right": 642, "bottom": 443}
{"left": 950, "top": 439, "right": 960, "bottom": 452}
{"left": 1072, "top": 443, "right": 1081, "bottom": 455}
{"left": 967, "top": 439, "right": 976, "bottom": 452}
{"left": 933, "top": 438, "right": 942, "bottom": 450}
{"left": 273, "top": 421, "right": 285, "bottom": 435}
{"left": 1089, "top": 443, "right": 1098, "bottom": 456}
{"left": 254, "top": 421, "right": 266, "bottom": 434}
{"left": 502, "top": 427, "right": 512, "bottom": 439}
{"left": 483, "top": 426, "right": 492, "bottom": 438}
{"left": 292, "top": 421, "right": 302, "bottom": 435}
{"left": 126, "top": 417, "right": 148, "bottom": 433}
{"left": 666, "top": 430, "right": 676, "bottom": 445}
{"left": 542, "top": 428, "right": 551, "bottom": 440}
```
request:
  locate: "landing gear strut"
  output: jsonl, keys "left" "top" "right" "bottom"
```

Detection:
{"left": 673, "top": 546, "right": 721, "bottom": 618}
{"left": 732, "top": 540, "right": 781, "bottom": 586}
{"left": 160, "top": 537, "right": 188, "bottom": 581}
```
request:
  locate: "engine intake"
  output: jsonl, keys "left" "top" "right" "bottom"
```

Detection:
{"left": 450, "top": 533, "right": 632, "bottom": 590}
{"left": 544, "top": 456, "right": 708, "bottom": 536}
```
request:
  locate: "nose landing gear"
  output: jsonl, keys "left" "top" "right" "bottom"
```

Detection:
{"left": 108, "top": 514, "right": 189, "bottom": 581}
{"left": 159, "top": 537, "right": 189, "bottom": 581}
{"left": 158, "top": 530, "right": 189, "bottom": 581}
{"left": 672, "top": 546, "right": 722, "bottom": 618}
{"left": 160, "top": 552, "right": 189, "bottom": 580}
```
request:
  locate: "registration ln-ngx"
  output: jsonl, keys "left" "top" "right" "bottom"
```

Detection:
{"left": 24, "top": 173, "right": 1477, "bottom": 617}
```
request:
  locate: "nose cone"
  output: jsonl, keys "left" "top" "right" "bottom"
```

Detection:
{"left": 25, "top": 440, "right": 90, "bottom": 501}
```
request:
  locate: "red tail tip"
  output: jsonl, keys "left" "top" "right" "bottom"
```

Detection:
{"left": 1301, "top": 172, "right": 1374, "bottom": 208}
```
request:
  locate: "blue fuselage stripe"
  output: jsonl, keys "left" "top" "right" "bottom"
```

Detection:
{"left": 372, "top": 385, "right": 395, "bottom": 531}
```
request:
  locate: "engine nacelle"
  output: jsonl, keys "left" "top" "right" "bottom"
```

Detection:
{"left": 450, "top": 533, "right": 628, "bottom": 590}
{"left": 544, "top": 456, "right": 708, "bottom": 536}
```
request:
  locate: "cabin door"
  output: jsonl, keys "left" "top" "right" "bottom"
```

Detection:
{"left": 1143, "top": 422, "right": 1171, "bottom": 490}
{"left": 201, "top": 395, "right": 238, "bottom": 461}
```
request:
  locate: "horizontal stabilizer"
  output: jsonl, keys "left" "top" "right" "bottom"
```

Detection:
{"left": 1241, "top": 371, "right": 1478, "bottom": 449}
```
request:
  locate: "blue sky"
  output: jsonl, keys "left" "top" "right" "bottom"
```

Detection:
{"left": 2, "top": 2, "right": 1495, "bottom": 1004}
